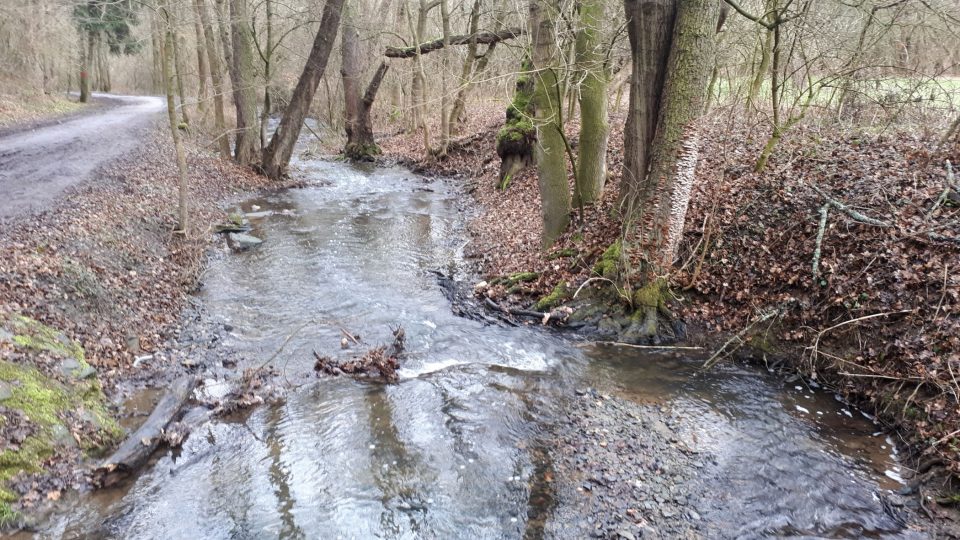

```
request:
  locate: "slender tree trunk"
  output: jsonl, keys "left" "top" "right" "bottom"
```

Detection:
{"left": 192, "top": 0, "right": 210, "bottom": 118}
{"left": 746, "top": 28, "right": 772, "bottom": 112}
{"left": 79, "top": 31, "right": 93, "bottom": 103}
{"left": 406, "top": 0, "right": 433, "bottom": 156}
{"left": 170, "top": 25, "right": 190, "bottom": 125}
{"left": 150, "top": 17, "right": 163, "bottom": 93}
{"left": 448, "top": 0, "right": 483, "bottom": 134}
{"left": 214, "top": 0, "right": 234, "bottom": 152}
{"left": 529, "top": 0, "right": 570, "bottom": 248}
{"left": 259, "top": 0, "right": 274, "bottom": 149}
{"left": 229, "top": 0, "right": 259, "bottom": 164}
{"left": 573, "top": 0, "right": 609, "bottom": 207}
{"left": 196, "top": 0, "right": 231, "bottom": 158}
{"left": 159, "top": 1, "right": 190, "bottom": 233}
{"left": 437, "top": 0, "right": 452, "bottom": 156}
{"left": 341, "top": 3, "right": 362, "bottom": 152}
{"left": 261, "top": 0, "right": 345, "bottom": 179}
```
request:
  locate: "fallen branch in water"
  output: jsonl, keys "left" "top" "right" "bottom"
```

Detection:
{"left": 314, "top": 325, "right": 406, "bottom": 383}
{"left": 484, "top": 297, "right": 547, "bottom": 319}
{"left": 96, "top": 375, "right": 198, "bottom": 487}
{"left": 703, "top": 305, "right": 784, "bottom": 370}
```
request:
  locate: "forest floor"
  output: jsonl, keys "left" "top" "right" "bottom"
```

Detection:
{"left": 380, "top": 104, "right": 960, "bottom": 524}
{"left": 0, "top": 116, "right": 277, "bottom": 527}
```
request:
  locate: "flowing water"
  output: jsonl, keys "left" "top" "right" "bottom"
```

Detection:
{"left": 30, "top": 159, "right": 922, "bottom": 539}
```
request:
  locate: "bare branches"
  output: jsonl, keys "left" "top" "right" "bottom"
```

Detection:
{"left": 384, "top": 27, "right": 523, "bottom": 58}
{"left": 811, "top": 184, "right": 892, "bottom": 227}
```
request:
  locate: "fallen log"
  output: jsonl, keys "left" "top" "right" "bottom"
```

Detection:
{"left": 96, "top": 375, "right": 198, "bottom": 486}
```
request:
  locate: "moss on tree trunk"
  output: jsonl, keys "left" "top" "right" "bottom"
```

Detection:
{"left": 496, "top": 58, "right": 536, "bottom": 188}
{"left": 573, "top": 0, "right": 610, "bottom": 206}
{"left": 529, "top": 0, "right": 570, "bottom": 248}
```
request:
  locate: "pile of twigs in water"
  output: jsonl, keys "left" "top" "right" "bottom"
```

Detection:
{"left": 314, "top": 326, "right": 405, "bottom": 383}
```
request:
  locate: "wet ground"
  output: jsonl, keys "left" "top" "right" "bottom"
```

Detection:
{"left": 22, "top": 158, "right": 928, "bottom": 538}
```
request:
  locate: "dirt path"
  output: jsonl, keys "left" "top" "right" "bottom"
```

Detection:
{"left": 0, "top": 93, "right": 164, "bottom": 224}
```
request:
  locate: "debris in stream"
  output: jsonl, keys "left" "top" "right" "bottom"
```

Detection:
{"left": 214, "top": 366, "right": 283, "bottom": 414}
{"left": 314, "top": 325, "right": 405, "bottom": 383}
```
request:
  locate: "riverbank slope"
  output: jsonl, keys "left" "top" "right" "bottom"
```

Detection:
{"left": 380, "top": 106, "right": 960, "bottom": 523}
{"left": 0, "top": 120, "right": 270, "bottom": 528}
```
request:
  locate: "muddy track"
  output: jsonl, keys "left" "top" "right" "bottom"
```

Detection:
{"left": 0, "top": 93, "right": 164, "bottom": 225}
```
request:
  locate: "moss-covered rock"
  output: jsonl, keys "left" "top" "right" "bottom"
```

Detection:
{"left": 592, "top": 240, "right": 622, "bottom": 280}
{"left": 344, "top": 141, "right": 382, "bottom": 162}
{"left": 5, "top": 315, "right": 85, "bottom": 365}
{"left": 534, "top": 283, "right": 570, "bottom": 311}
{"left": 0, "top": 316, "right": 122, "bottom": 525}
{"left": 506, "top": 272, "right": 539, "bottom": 285}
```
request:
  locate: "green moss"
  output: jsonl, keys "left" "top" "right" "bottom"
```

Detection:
{"left": 0, "top": 499, "right": 17, "bottom": 529}
{"left": 0, "top": 317, "right": 123, "bottom": 519}
{"left": 592, "top": 240, "right": 622, "bottom": 280}
{"left": 534, "top": 283, "right": 570, "bottom": 311}
{"left": 506, "top": 272, "right": 539, "bottom": 286}
{"left": 345, "top": 142, "right": 382, "bottom": 161}
{"left": 5, "top": 315, "right": 84, "bottom": 362}
{"left": 632, "top": 280, "right": 664, "bottom": 310}
{"left": 546, "top": 248, "right": 577, "bottom": 260}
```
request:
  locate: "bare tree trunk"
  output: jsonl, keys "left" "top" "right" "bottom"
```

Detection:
{"left": 229, "top": 0, "right": 259, "bottom": 164}
{"left": 158, "top": 1, "right": 190, "bottom": 233}
{"left": 341, "top": 3, "right": 387, "bottom": 160}
{"left": 619, "top": 0, "right": 675, "bottom": 214}
{"left": 437, "top": 0, "right": 452, "bottom": 157}
{"left": 261, "top": 0, "right": 344, "bottom": 179}
{"left": 620, "top": 0, "right": 717, "bottom": 341}
{"left": 746, "top": 28, "right": 772, "bottom": 111}
{"left": 171, "top": 25, "right": 190, "bottom": 125}
{"left": 192, "top": 0, "right": 210, "bottom": 118}
{"left": 406, "top": 0, "right": 434, "bottom": 157}
{"left": 79, "top": 31, "right": 93, "bottom": 103}
{"left": 259, "top": 0, "right": 274, "bottom": 149}
{"left": 150, "top": 16, "right": 164, "bottom": 93}
{"left": 448, "top": 0, "right": 482, "bottom": 135}
{"left": 530, "top": 0, "right": 569, "bottom": 248}
{"left": 195, "top": 0, "right": 231, "bottom": 158}
{"left": 573, "top": 0, "right": 609, "bottom": 207}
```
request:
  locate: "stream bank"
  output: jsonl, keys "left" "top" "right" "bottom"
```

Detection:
{"left": 0, "top": 124, "right": 273, "bottom": 529}
{"left": 379, "top": 108, "right": 960, "bottom": 527}
{"left": 14, "top": 154, "right": 942, "bottom": 538}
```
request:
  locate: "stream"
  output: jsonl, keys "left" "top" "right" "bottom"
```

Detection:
{"left": 29, "top": 158, "right": 923, "bottom": 538}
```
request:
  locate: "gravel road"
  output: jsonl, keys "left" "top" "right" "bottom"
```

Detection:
{"left": 0, "top": 94, "right": 164, "bottom": 224}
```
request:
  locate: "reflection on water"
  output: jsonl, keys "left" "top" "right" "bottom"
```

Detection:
{"left": 34, "top": 160, "right": 919, "bottom": 539}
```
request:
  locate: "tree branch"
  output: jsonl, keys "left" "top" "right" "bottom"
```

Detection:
{"left": 385, "top": 28, "right": 523, "bottom": 58}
